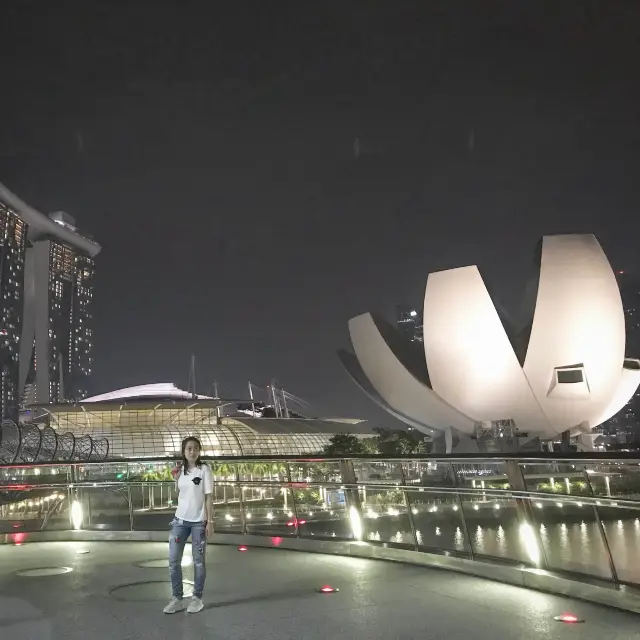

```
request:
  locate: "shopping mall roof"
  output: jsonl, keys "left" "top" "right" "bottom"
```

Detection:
{"left": 236, "top": 418, "right": 372, "bottom": 436}
{"left": 26, "top": 384, "right": 375, "bottom": 458}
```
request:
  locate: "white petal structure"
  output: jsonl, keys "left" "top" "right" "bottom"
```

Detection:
{"left": 522, "top": 235, "right": 626, "bottom": 433}
{"left": 340, "top": 234, "right": 639, "bottom": 440}
{"left": 342, "top": 313, "right": 473, "bottom": 434}
{"left": 423, "top": 265, "right": 553, "bottom": 435}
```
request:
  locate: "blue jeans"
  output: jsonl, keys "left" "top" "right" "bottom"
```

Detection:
{"left": 169, "top": 518, "right": 207, "bottom": 599}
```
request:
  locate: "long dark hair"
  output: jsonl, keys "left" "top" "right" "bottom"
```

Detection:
{"left": 181, "top": 436, "right": 203, "bottom": 475}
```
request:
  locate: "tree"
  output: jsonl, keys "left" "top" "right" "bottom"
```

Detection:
{"left": 374, "top": 428, "right": 429, "bottom": 455}
{"left": 323, "top": 433, "right": 367, "bottom": 456}
{"left": 361, "top": 437, "right": 380, "bottom": 454}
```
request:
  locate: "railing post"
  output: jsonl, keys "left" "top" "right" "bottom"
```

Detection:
{"left": 450, "top": 462, "right": 474, "bottom": 559}
{"left": 86, "top": 489, "right": 93, "bottom": 529}
{"left": 128, "top": 485, "right": 134, "bottom": 531}
{"left": 400, "top": 463, "right": 419, "bottom": 551}
{"left": 505, "top": 460, "right": 548, "bottom": 568}
{"left": 582, "top": 468, "right": 620, "bottom": 585}
{"left": 236, "top": 464, "right": 248, "bottom": 535}
{"left": 68, "top": 465, "right": 76, "bottom": 530}
{"left": 339, "top": 458, "right": 363, "bottom": 540}
{"left": 286, "top": 463, "right": 301, "bottom": 538}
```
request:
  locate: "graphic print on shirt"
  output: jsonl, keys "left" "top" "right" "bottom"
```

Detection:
{"left": 175, "top": 464, "right": 214, "bottom": 523}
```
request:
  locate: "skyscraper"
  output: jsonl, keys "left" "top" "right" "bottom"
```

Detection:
{"left": 396, "top": 304, "right": 423, "bottom": 343}
{"left": 0, "top": 183, "right": 100, "bottom": 411}
{"left": 618, "top": 270, "right": 640, "bottom": 358}
{"left": 0, "top": 198, "right": 27, "bottom": 419}
{"left": 600, "top": 270, "right": 640, "bottom": 441}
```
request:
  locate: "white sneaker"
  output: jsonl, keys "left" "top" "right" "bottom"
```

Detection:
{"left": 187, "top": 597, "right": 204, "bottom": 614}
{"left": 163, "top": 597, "right": 186, "bottom": 614}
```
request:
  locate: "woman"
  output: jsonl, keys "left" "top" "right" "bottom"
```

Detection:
{"left": 163, "top": 436, "right": 214, "bottom": 614}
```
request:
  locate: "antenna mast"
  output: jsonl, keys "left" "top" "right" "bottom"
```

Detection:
{"left": 281, "top": 388, "right": 290, "bottom": 418}
{"left": 269, "top": 379, "right": 280, "bottom": 417}
{"left": 248, "top": 381, "right": 256, "bottom": 417}
{"left": 188, "top": 354, "right": 196, "bottom": 400}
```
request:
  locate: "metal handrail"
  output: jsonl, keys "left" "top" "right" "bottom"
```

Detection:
{"left": 1, "top": 451, "right": 640, "bottom": 468}
{"left": 1, "top": 477, "right": 639, "bottom": 506}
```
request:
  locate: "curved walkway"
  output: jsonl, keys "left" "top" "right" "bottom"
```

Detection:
{"left": 0, "top": 541, "right": 638, "bottom": 639}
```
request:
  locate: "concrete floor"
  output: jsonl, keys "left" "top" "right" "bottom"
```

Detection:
{"left": 0, "top": 541, "right": 639, "bottom": 640}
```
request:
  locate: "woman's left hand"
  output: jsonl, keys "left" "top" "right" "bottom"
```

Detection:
{"left": 205, "top": 522, "right": 213, "bottom": 538}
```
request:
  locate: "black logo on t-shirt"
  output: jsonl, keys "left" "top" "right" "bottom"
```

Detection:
{"left": 192, "top": 477, "right": 202, "bottom": 486}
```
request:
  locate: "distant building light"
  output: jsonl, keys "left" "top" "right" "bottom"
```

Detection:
{"left": 409, "top": 310, "right": 418, "bottom": 317}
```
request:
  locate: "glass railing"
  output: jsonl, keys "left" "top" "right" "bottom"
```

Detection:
{"left": 2, "top": 454, "right": 640, "bottom": 587}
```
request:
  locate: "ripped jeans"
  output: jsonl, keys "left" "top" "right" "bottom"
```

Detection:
{"left": 169, "top": 518, "right": 207, "bottom": 599}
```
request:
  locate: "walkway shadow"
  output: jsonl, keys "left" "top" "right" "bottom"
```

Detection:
{"left": 204, "top": 587, "right": 315, "bottom": 610}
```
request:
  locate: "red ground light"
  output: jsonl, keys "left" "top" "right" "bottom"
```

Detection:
{"left": 554, "top": 614, "right": 584, "bottom": 623}
{"left": 238, "top": 546, "right": 248, "bottom": 552}
{"left": 317, "top": 585, "right": 339, "bottom": 593}
{"left": 11, "top": 532, "right": 27, "bottom": 546}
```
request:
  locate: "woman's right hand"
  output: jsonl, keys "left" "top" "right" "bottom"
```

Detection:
{"left": 171, "top": 464, "right": 181, "bottom": 479}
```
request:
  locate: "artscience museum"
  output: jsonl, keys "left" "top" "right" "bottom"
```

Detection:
{"left": 339, "top": 234, "right": 640, "bottom": 452}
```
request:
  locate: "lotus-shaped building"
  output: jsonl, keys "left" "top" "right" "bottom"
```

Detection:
{"left": 339, "top": 234, "right": 640, "bottom": 447}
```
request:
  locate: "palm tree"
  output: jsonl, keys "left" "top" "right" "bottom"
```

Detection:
{"left": 141, "top": 469, "right": 162, "bottom": 509}
{"left": 212, "top": 462, "right": 237, "bottom": 503}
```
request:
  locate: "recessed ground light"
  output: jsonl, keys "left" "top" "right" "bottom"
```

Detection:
{"left": 316, "top": 585, "right": 339, "bottom": 593}
{"left": 554, "top": 614, "right": 584, "bottom": 623}
{"left": 238, "top": 546, "right": 248, "bottom": 552}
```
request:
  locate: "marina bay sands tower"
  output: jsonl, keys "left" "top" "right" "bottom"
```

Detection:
{"left": 0, "top": 183, "right": 100, "bottom": 417}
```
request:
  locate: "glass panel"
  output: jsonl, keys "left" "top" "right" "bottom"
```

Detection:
{"left": 451, "top": 461, "right": 512, "bottom": 490}
{"left": 520, "top": 462, "right": 590, "bottom": 497}
{"left": 75, "top": 486, "right": 131, "bottom": 531}
{"left": 213, "top": 499, "right": 243, "bottom": 533}
{"left": 361, "top": 487, "right": 414, "bottom": 548}
{"left": 584, "top": 462, "right": 640, "bottom": 500}
{"left": 529, "top": 497, "right": 613, "bottom": 579}
{"left": 131, "top": 482, "right": 176, "bottom": 531}
{"left": 403, "top": 461, "right": 456, "bottom": 487}
{"left": 237, "top": 462, "right": 288, "bottom": 483}
{"left": 0, "top": 487, "right": 69, "bottom": 533}
{"left": 458, "top": 490, "right": 528, "bottom": 564}
{"left": 244, "top": 487, "right": 297, "bottom": 536}
{"left": 209, "top": 462, "right": 239, "bottom": 482}
{"left": 288, "top": 461, "right": 343, "bottom": 484}
{"left": 352, "top": 461, "right": 403, "bottom": 485}
{"left": 76, "top": 462, "right": 131, "bottom": 483}
{"left": 212, "top": 481, "right": 242, "bottom": 506}
{"left": 405, "top": 489, "right": 469, "bottom": 554}
{"left": 293, "top": 486, "right": 353, "bottom": 540}
{"left": 594, "top": 502, "right": 640, "bottom": 585}
{"left": 0, "top": 463, "right": 71, "bottom": 487}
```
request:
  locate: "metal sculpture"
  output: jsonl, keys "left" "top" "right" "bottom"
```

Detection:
{"left": 0, "top": 421, "right": 110, "bottom": 464}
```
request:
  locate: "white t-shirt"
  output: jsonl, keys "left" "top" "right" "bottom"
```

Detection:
{"left": 175, "top": 464, "right": 214, "bottom": 523}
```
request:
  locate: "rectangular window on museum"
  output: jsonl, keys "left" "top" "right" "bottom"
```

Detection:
{"left": 556, "top": 369, "right": 583, "bottom": 384}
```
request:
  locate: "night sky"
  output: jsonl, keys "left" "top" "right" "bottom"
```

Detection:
{"left": 1, "top": 1, "right": 639, "bottom": 423}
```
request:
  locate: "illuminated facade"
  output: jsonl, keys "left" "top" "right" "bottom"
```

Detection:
{"left": 340, "top": 235, "right": 640, "bottom": 445}
{"left": 20, "top": 216, "right": 97, "bottom": 403}
{"left": 0, "top": 183, "right": 100, "bottom": 408}
{"left": 0, "top": 199, "right": 27, "bottom": 419}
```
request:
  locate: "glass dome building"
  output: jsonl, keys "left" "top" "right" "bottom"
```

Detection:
{"left": 27, "top": 384, "right": 374, "bottom": 459}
